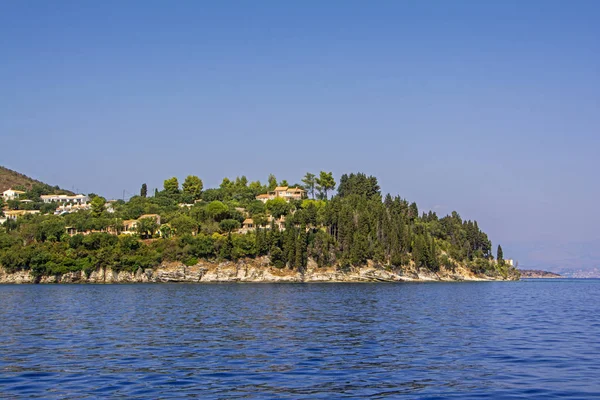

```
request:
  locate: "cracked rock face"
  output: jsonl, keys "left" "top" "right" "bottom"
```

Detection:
{"left": 0, "top": 257, "right": 517, "bottom": 284}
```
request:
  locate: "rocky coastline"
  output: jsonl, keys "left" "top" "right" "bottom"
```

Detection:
{"left": 0, "top": 257, "right": 518, "bottom": 284}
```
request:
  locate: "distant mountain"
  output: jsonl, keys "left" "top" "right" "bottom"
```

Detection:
{"left": 0, "top": 166, "right": 69, "bottom": 194}
{"left": 519, "top": 269, "right": 562, "bottom": 278}
{"left": 558, "top": 268, "right": 600, "bottom": 279}
{"left": 507, "top": 241, "right": 600, "bottom": 274}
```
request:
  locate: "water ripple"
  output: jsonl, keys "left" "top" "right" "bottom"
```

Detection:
{"left": 0, "top": 280, "right": 599, "bottom": 398}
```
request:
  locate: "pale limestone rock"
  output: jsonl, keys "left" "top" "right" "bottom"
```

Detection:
{"left": 0, "top": 256, "right": 517, "bottom": 284}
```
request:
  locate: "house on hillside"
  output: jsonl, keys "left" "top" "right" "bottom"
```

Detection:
{"left": 2, "top": 189, "right": 26, "bottom": 201}
{"left": 41, "top": 194, "right": 90, "bottom": 205}
{"left": 4, "top": 210, "right": 40, "bottom": 221}
{"left": 255, "top": 186, "right": 305, "bottom": 203}
{"left": 121, "top": 214, "right": 161, "bottom": 235}
{"left": 237, "top": 215, "right": 287, "bottom": 233}
{"left": 54, "top": 203, "right": 91, "bottom": 215}
{"left": 239, "top": 218, "right": 255, "bottom": 234}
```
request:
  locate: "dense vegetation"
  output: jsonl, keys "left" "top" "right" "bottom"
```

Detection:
{"left": 0, "top": 172, "right": 515, "bottom": 279}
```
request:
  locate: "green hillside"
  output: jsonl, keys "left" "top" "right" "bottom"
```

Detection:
{"left": 0, "top": 166, "right": 67, "bottom": 194}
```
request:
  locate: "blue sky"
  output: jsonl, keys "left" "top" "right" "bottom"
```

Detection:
{"left": 1, "top": 1, "right": 599, "bottom": 270}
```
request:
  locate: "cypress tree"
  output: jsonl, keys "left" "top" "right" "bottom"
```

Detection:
{"left": 497, "top": 244, "right": 504, "bottom": 265}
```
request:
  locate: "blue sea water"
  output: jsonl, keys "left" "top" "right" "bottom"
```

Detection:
{"left": 0, "top": 279, "right": 599, "bottom": 399}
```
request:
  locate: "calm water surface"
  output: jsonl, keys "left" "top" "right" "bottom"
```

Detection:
{"left": 1, "top": 280, "right": 599, "bottom": 399}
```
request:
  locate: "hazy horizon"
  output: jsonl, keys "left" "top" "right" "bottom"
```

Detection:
{"left": 2, "top": 1, "right": 599, "bottom": 272}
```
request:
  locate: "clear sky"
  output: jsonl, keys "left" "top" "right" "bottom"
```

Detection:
{"left": 1, "top": 1, "right": 599, "bottom": 270}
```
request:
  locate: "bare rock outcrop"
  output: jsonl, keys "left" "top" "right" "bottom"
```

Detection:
{"left": 0, "top": 256, "right": 518, "bottom": 284}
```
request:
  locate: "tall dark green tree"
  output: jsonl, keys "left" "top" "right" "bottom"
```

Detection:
{"left": 497, "top": 244, "right": 504, "bottom": 265}
{"left": 337, "top": 173, "right": 380, "bottom": 199}
{"left": 140, "top": 183, "right": 147, "bottom": 198}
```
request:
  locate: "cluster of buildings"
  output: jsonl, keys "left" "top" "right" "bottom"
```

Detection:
{"left": 41, "top": 194, "right": 90, "bottom": 204}
{"left": 239, "top": 215, "right": 287, "bottom": 234}
{"left": 2, "top": 185, "right": 307, "bottom": 235}
{"left": 1, "top": 188, "right": 92, "bottom": 223}
{"left": 255, "top": 186, "right": 305, "bottom": 203}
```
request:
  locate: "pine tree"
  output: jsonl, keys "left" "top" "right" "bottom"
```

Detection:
{"left": 140, "top": 183, "right": 147, "bottom": 198}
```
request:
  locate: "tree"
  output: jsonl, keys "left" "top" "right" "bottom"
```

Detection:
{"left": 265, "top": 198, "right": 290, "bottom": 219}
{"left": 337, "top": 173, "right": 380, "bottom": 199}
{"left": 280, "top": 179, "right": 289, "bottom": 187}
{"left": 170, "top": 215, "right": 197, "bottom": 235}
{"left": 159, "top": 224, "right": 173, "bottom": 239}
{"left": 302, "top": 173, "right": 316, "bottom": 199}
{"left": 182, "top": 175, "right": 203, "bottom": 200}
{"left": 163, "top": 177, "right": 179, "bottom": 195}
{"left": 408, "top": 202, "right": 419, "bottom": 221}
{"left": 140, "top": 183, "right": 147, "bottom": 198}
{"left": 268, "top": 174, "right": 277, "bottom": 191}
{"left": 497, "top": 244, "right": 504, "bottom": 265}
{"left": 206, "top": 201, "right": 230, "bottom": 221}
{"left": 136, "top": 217, "right": 159, "bottom": 239}
{"left": 316, "top": 171, "right": 336, "bottom": 200}
{"left": 220, "top": 219, "right": 241, "bottom": 233}
{"left": 90, "top": 196, "right": 106, "bottom": 218}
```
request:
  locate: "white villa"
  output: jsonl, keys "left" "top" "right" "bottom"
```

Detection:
{"left": 41, "top": 194, "right": 90, "bottom": 205}
{"left": 2, "top": 189, "right": 26, "bottom": 201}
{"left": 256, "top": 186, "right": 305, "bottom": 203}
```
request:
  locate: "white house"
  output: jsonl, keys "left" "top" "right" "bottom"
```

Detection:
{"left": 40, "top": 194, "right": 90, "bottom": 205}
{"left": 2, "top": 189, "right": 26, "bottom": 201}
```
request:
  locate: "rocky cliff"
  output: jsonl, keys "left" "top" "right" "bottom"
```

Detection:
{"left": 0, "top": 257, "right": 518, "bottom": 284}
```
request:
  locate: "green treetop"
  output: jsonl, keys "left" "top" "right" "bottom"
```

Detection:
{"left": 182, "top": 175, "right": 203, "bottom": 200}
{"left": 163, "top": 177, "right": 180, "bottom": 195}
{"left": 316, "top": 171, "right": 336, "bottom": 200}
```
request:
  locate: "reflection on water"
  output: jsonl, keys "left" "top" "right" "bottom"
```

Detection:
{"left": 0, "top": 280, "right": 599, "bottom": 398}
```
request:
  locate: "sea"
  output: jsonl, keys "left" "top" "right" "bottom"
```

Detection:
{"left": 0, "top": 279, "right": 599, "bottom": 399}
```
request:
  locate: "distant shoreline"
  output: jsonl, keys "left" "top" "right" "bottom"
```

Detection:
{"left": 518, "top": 269, "right": 561, "bottom": 279}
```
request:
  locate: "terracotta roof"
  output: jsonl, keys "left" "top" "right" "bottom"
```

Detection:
{"left": 287, "top": 187, "right": 305, "bottom": 192}
{"left": 256, "top": 194, "right": 271, "bottom": 198}
{"left": 139, "top": 214, "right": 159, "bottom": 219}
{"left": 243, "top": 218, "right": 254, "bottom": 225}
{"left": 274, "top": 186, "right": 289, "bottom": 191}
